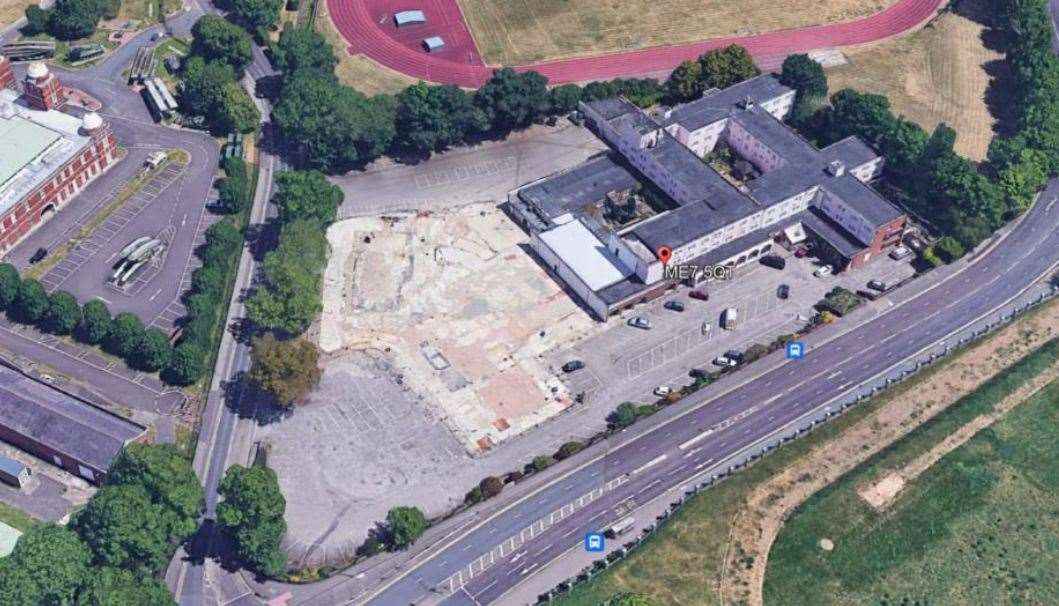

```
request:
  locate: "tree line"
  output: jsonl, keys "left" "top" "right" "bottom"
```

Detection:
{"left": 0, "top": 444, "right": 202, "bottom": 605}
{"left": 0, "top": 264, "right": 179, "bottom": 378}
{"left": 180, "top": 15, "right": 262, "bottom": 135}
{"left": 266, "top": 29, "right": 766, "bottom": 173}
{"left": 23, "top": 0, "right": 120, "bottom": 41}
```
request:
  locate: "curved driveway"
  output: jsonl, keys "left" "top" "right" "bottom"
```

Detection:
{"left": 327, "top": 0, "right": 945, "bottom": 87}
{"left": 354, "top": 188, "right": 1059, "bottom": 605}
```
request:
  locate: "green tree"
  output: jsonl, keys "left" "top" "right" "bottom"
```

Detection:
{"left": 554, "top": 440, "right": 583, "bottom": 460}
{"left": 213, "top": 82, "right": 261, "bottom": 134}
{"left": 180, "top": 56, "right": 235, "bottom": 116}
{"left": 104, "top": 312, "right": 146, "bottom": 358}
{"left": 218, "top": 163, "right": 251, "bottom": 214}
{"left": 698, "top": 45, "right": 759, "bottom": 89}
{"left": 529, "top": 455, "right": 552, "bottom": 472}
{"left": 934, "top": 235, "right": 966, "bottom": 263}
{"left": 779, "top": 54, "right": 827, "bottom": 121}
{"left": 163, "top": 341, "right": 206, "bottom": 386}
{"left": 274, "top": 71, "right": 396, "bottom": 172}
{"left": 204, "top": 219, "right": 244, "bottom": 261}
{"left": 75, "top": 299, "right": 111, "bottom": 344}
{"left": 76, "top": 567, "right": 175, "bottom": 606}
{"left": 664, "top": 59, "right": 704, "bottom": 102}
{"left": 22, "top": 5, "right": 51, "bottom": 36}
{"left": 475, "top": 68, "right": 550, "bottom": 131}
{"left": 107, "top": 443, "right": 204, "bottom": 540}
{"left": 230, "top": 0, "right": 282, "bottom": 31}
{"left": 608, "top": 401, "right": 639, "bottom": 428}
{"left": 191, "top": 14, "right": 253, "bottom": 74}
{"left": 0, "top": 262, "right": 22, "bottom": 309}
{"left": 247, "top": 220, "right": 329, "bottom": 334}
{"left": 41, "top": 290, "right": 80, "bottom": 335}
{"left": 394, "top": 82, "right": 488, "bottom": 153}
{"left": 134, "top": 327, "right": 174, "bottom": 372}
{"left": 0, "top": 524, "right": 91, "bottom": 605}
{"left": 249, "top": 334, "right": 321, "bottom": 405}
{"left": 548, "top": 83, "right": 583, "bottom": 113}
{"left": 48, "top": 0, "right": 101, "bottom": 40}
{"left": 478, "top": 476, "right": 503, "bottom": 499}
{"left": 72, "top": 485, "right": 172, "bottom": 574}
{"left": 272, "top": 26, "right": 336, "bottom": 76}
{"left": 824, "top": 88, "right": 894, "bottom": 145}
{"left": 217, "top": 465, "right": 287, "bottom": 577}
{"left": 386, "top": 506, "right": 427, "bottom": 549}
{"left": 10, "top": 278, "right": 48, "bottom": 324}
{"left": 274, "top": 170, "right": 343, "bottom": 225}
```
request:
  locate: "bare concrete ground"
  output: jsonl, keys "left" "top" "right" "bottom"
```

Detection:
{"left": 320, "top": 204, "right": 604, "bottom": 453}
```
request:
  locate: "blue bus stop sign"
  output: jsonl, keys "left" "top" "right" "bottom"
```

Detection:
{"left": 786, "top": 341, "right": 805, "bottom": 359}
{"left": 585, "top": 532, "right": 605, "bottom": 552}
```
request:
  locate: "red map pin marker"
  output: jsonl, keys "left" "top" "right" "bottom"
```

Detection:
{"left": 656, "top": 245, "right": 672, "bottom": 265}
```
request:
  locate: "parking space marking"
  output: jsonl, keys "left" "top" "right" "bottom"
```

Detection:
{"left": 413, "top": 156, "right": 517, "bottom": 190}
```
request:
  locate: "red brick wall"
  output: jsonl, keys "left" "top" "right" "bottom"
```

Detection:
{"left": 0, "top": 126, "right": 117, "bottom": 252}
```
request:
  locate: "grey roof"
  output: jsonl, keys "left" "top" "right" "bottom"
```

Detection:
{"left": 517, "top": 154, "right": 638, "bottom": 221}
{"left": 631, "top": 194, "right": 755, "bottom": 253}
{"left": 598, "top": 274, "right": 650, "bottom": 305}
{"left": 730, "top": 107, "right": 819, "bottom": 166}
{"left": 0, "top": 454, "right": 26, "bottom": 478}
{"left": 394, "top": 10, "right": 426, "bottom": 25}
{"left": 685, "top": 222, "right": 778, "bottom": 268}
{"left": 583, "top": 97, "right": 640, "bottom": 121}
{"left": 664, "top": 74, "right": 792, "bottom": 132}
{"left": 0, "top": 367, "right": 146, "bottom": 471}
{"left": 612, "top": 109, "right": 660, "bottom": 136}
{"left": 821, "top": 173, "right": 903, "bottom": 228}
{"left": 798, "top": 207, "right": 864, "bottom": 257}
{"left": 822, "top": 136, "right": 879, "bottom": 169}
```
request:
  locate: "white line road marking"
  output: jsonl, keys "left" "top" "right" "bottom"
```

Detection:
{"left": 632, "top": 454, "right": 668, "bottom": 474}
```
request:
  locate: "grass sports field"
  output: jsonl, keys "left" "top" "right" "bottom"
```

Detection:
{"left": 764, "top": 347, "right": 1059, "bottom": 604}
{"left": 457, "top": 0, "right": 895, "bottom": 65}
{"left": 552, "top": 301, "right": 1059, "bottom": 605}
{"left": 826, "top": 0, "right": 1003, "bottom": 160}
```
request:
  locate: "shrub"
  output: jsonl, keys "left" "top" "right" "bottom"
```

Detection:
{"left": 554, "top": 440, "right": 584, "bottom": 461}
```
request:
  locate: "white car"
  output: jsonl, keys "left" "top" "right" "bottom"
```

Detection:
{"left": 713, "top": 355, "right": 736, "bottom": 367}
{"left": 814, "top": 265, "right": 833, "bottom": 278}
{"left": 653, "top": 386, "right": 672, "bottom": 397}
{"left": 889, "top": 245, "right": 913, "bottom": 260}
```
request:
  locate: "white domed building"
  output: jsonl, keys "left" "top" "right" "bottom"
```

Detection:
{"left": 0, "top": 58, "right": 117, "bottom": 252}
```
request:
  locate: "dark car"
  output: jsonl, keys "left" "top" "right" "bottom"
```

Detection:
{"left": 867, "top": 279, "right": 888, "bottom": 292}
{"left": 664, "top": 300, "right": 685, "bottom": 312}
{"left": 725, "top": 350, "right": 745, "bottom": 364}
{"left": 562, "top": 360, "right": 585, "bottom": 373}
{"left": 777, "top": 283, "right": 790, "bottom": 299}
{"left": 28, "top": 248, "right": 47, "bottom": 264}
{"left": 689, "top": 367, "right": 710, "bottom": 379}
{"left": 760, "top": 254, "right": 786, "bottom": 270}
{"left": 689, "top": 289, "right": 709, "bottom": 301}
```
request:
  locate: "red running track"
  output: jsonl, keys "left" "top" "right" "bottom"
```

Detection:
{"left": 328, "top": 0, "right": 946, "bottom": 88}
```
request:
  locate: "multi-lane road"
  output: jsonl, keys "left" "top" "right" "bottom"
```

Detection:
{"left": 350, "top": 187, "right": 1059, "bottom": 605}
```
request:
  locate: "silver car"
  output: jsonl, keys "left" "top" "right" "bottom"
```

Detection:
{"left": 628, "top": 316, "right": 652, "bottom": 330}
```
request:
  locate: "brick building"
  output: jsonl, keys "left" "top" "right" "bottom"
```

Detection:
{"left": 0, "top": 57, "right": 118, "bottom": 253}
{"left": 0, "top": 365, "right": 148, "bottom": 484}
{"left": 509, "top": 75, "right": 907, "bottom": 320}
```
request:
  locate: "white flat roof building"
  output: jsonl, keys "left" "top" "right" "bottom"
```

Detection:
{"left": 537, "top": 219, "right": 632, "bottom": 291}
{"left": 394, "top": 10, "right": 426, "bottom": 26}
{"left": 423, "top": 36, "right": 445, "bottom": 52}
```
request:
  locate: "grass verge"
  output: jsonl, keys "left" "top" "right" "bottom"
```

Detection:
{"left": 764, "top": 340, "right": 1059, "bottom": 604}
{"left": 0, "top": 500, "right": 37, "bottom": 533}
{"left": 315, "top": 0, "right": 415, "bottom": 95}
{"left": 553, "top": 301, "right": 1059, "bottom": 605}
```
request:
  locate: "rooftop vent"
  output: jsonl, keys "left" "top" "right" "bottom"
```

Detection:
{"left": 827, "top": 160, "right": 845, "bottom": 177}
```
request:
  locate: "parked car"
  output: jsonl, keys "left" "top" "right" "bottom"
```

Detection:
{"left": 689, "top": 289, "right": 709, "bottom": 301}
{"left": 628, "top": 316, "right": 652, "bottom": 330}
{"left": 793, "top": 246, "right": 809, "bottom": 258}
{"left": 562, "top": 360, "right": 585, "bottom": 373}
{"left": 664, "top": 300, "right": 685, "bottom": 312}
{"left": 722, "top": 307, "right": 738, "bottom": 329}
{"left": 777, "top": 283, "right": 790, "bottom": 299}
{"left": 760, "top": 254, "right": 786, "bottom": 270}
{"left": 867, "top": 279, "right": 888, "bottom": 292}
{"left": 689, "top": 367, "right": 710, "bottom": 379}
{"left": 725, "top": 350, "right": 745, "bottom": 364}
{"left": 889, "top": 245, "right": 913, "bottom": 260}
{"left": 28, "top": 248, "right": 47, "bottom": 264}
{"left": 713, "top": 356, "right": 737, "bottom": 367}
{"left": 654, "top": 385, "right": 672, "bottom": 397}
{"left": 814, "top": 265, "right": 833, "bottom": 278}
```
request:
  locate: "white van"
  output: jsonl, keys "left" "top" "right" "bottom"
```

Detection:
{"left": 722, "top": 307, "right": 738, "bottom": 330}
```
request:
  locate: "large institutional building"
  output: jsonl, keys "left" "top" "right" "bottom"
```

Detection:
{"left": 509, "top": 75, "right": 906, "bottom": 320}
{"left": 0, "top": 56, "right": 118, "bottom": 253}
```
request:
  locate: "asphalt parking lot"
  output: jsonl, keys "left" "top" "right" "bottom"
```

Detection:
{"left": 553, "top": 249, "right": 915, "bottom": 405}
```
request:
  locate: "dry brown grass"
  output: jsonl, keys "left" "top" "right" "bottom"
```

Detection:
{"left": 828, "top": 0, "right": 1001, "bottom": 160}
{"left": 0, "top": 0, "right": 34, "bottom": 28}
{"left": 458, "top": 0, "right": 894, "bottom": 65}
{"left": 316, "top": 2, "right": 416, "bottom": 96}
